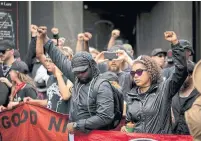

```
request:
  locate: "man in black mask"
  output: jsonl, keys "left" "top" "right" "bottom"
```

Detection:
{"left": 171, "top": 61, "right": 199, "bottom": 135}
{"left": 36, "top": 26, "right": 114, "bottom": 133}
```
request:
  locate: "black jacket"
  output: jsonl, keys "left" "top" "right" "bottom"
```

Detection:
{"left": 172, "top": 89, "right": 199, "bottom": 134}
{"left": 126, "top": 42, "right": 188, "bottom": 134}
{"left": 44, "top": 41, "right": 114, "bottom": 132}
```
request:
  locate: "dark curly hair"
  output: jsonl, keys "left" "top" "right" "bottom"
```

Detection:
{"left": 133, "top": 55, "right": 162, "bottom": 84}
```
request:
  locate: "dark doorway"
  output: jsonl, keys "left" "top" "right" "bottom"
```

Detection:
{"left": 83, "top": 1, "right": 157, "bottom": 51}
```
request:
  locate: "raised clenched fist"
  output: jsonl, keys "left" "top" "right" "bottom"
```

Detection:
{"left": 51, "top": 27, "right": 59, "bottom": 35}
{"left": 164, "top": 31, "right": 178, "bottom": 45}
{"left": 77, "top": 33, "right": 84, "bottom": 41}
{"left": 37, "top": 26, "right": 47, "bottom": 39}
{"left": 30, "top": 24, "right": 38, "bottom": 33}
{"left": 112, "top": 29, "right": 120, "bottom": 38}
{"left": 84, "top": 32, "right": 92, "bottom": 41}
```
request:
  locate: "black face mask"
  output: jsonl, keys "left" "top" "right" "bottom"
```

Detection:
{"left": 76, "top": 67, "right": 93, "bottom": 84}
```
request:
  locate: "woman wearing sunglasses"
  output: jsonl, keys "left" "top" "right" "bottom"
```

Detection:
{"left": 121, "top": 31, "right": 188, "bottom": 134}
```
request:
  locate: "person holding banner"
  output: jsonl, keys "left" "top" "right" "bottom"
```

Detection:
{"left": 37, "top": 26, "right": 115, "bottom": 133}
{"left": 121, "top": 31, "right": 188, "bottom": 134}
{"left": 0, "top": 61, "right": 37, "bottom": 112}
{"left": 23, "top": 28, "right": 73, "bottom": 114}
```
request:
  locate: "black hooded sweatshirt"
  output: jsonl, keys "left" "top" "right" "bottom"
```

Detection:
{"left": 44, "top": 40, "right": 114, "bottom": 133}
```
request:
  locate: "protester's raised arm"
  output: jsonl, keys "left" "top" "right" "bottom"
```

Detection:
{"left": 164, "top": 31, "right": 188, "bottom": 98}
{"left": 41, "top": 27, "right": 75, "bottom": 83}
{"left": 108, "top": 29, "right": 120, "bottom": 49}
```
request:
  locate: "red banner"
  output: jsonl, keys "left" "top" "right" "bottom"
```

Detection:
{"left": 0, "top": 103, "right": 193, "bottom": 141}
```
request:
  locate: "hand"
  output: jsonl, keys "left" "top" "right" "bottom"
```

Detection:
{"left": 112, "top": 29, "right": 120, "bottom": 38}
{"left": 51, "top": 27, "right": 59, "bottom": 35}
{"left": 67, "top": 122, "right": 75, "bottom": 134}
{"left": 51, "top": 39, "right": 58, "bottom": 45}
{"left": 30, "top": 24, "right": 38, "bottom": 37}
{"left": 0, "top": 77, "right": 12, "bottom": 87}
{"left": 53, "top": 66, "right": 63, "bottom": 77}
{"left": 84, "top": 32, "right": 92, "bottom": 41}
{"left": 164, "top": 31, "right": 179, "bottom": 45}
{"left": 95, "top": 51, "right": 109, "bottom": 64}
{"left": 37, "top": 26, "right": 49, "bottom": 43}
{"left": 120, "top": 126, "right": 128, "bottom": 132}
{"left": 77, "top": 33, "right": 84, "bottom": 41}
{"left": 7, "top": 102, "right": 19, "bottom": 110}
{"left": 23, "top": 97, "right": 34, "bottom": 102}
{"left": 115, "top": 49, "right": 128, "bottom": 61}
{"left": 0, "top": 105, "right": 7, "bottom": 112}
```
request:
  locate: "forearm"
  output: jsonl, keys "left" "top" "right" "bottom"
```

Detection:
{"left": 76, "top": 40, "right": 83, "bottom": 52}
{"left": 44, "top": 41, "right": 75, "bottom": 82}
{"left": 36, "top": 37, "right": 45, "bottom": 58}
{"left": 56, "top": 75, "right": 71, "bottom": 100}
{"left": 108, "top": 37, "right": 116, "bottom": 49}
{"left": 125, "top": 55, "right": 133, "bottom": 67}
{"left": 29, "top": 99, "right": 48, "bottom": 107}
{"left": 84, "top": 41, "right": 89, "bottom": 52}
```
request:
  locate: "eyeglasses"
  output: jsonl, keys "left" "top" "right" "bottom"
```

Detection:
{"left": 0, "top": 49, "right": 10, "bottom": 54}
{"left": 130, "top": 69, "right": 147, "bottom": 77}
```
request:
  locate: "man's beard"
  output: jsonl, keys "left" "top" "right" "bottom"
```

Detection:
{"left": 108, "top": 66, "right": 120, "bottom": 73}
{"left": 78, "top": 77, "right": 92, "bottom": 84}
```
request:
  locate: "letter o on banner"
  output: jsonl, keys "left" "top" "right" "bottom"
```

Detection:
{"left": 193, "top": 60, "right": 201, "bottom": 93}
{"left": 11, "top": 113, "right": 21, "bottom": 127}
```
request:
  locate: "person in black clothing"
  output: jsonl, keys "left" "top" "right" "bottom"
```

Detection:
{"left": 151, "top": 48, "right": 167, "bottom": 69}
{"left": 37, "top": 26, "right": 114, "bottom": 133}
{"left": 95, "top": 46, "right": 133, "bottom": 98}
{"left": 0, "top": 61, "right": 37, "bottom": 112}
{"left": 24, "top": 33, "right": 73, "bottom": 114}
{"left": 0, "top": 40, "right": 16, "bottom": 106}
{"left": 171, "top": 61, "right": 199, "bottom": 135}
{"left": 162, "top": 39, "right": 195, "bottom": 80}
{"left": 121, "top": 31, "right": 188, "bottom": 134}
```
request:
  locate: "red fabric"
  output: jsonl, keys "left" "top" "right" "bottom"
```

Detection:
{"left": 0, "top": 103, "right": 193, "bottom": 141}
{"left": 13, "top": 82, "right": 26, "bottom": 97}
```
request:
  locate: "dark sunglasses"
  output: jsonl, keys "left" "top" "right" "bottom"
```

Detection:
{"left": 0, "top": 49, "right": 10, "bottom": 54}
{"left": 130, "top": 69, "right": 147, "bottom": 77}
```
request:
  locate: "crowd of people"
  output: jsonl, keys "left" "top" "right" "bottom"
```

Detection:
{"left": 0, "top": 24, "right": 200, "bottom": 140}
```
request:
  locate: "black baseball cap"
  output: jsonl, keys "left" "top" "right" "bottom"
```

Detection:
{"left": 151, "top": 48, "right": 167, "bottom": 56}
{"left": 0, "top": 40, "right": 14, "bottom": 51}
{"left": 10, "top": 61, "right": 29, "bottom": 74}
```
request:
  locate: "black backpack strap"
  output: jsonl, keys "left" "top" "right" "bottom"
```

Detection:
{"left": 88, "top": 78, "right": 110, "bottom": 116}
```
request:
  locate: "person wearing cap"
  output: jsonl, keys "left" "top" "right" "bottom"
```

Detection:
{"left": 95, "top": 45, "right": 133, "bottom": 98}
{"left": 162, "top": 39, "right": 195, "bottom": 80}
{"left": 37, "top": 26, "right": 115, "bottom": 133}
{"left": 0, "top": 40, "right": 17, "bottom": 107}
{"left": 0, "top": 61, "right": 37, "bottom": 112}
{"left": 151, "top": 48, "right": 167, "bottom": 69}
{"left": 121, "top": 31, "right": 188, "bottom": 134}
{"left": 171, "top": 62, "right": 199, "bottom": 135}
{"left": 123, "top": 43, "right": 134, "bottom": 59}
{"left": 24, "top": 34, "right": 73, "bottom": 115}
